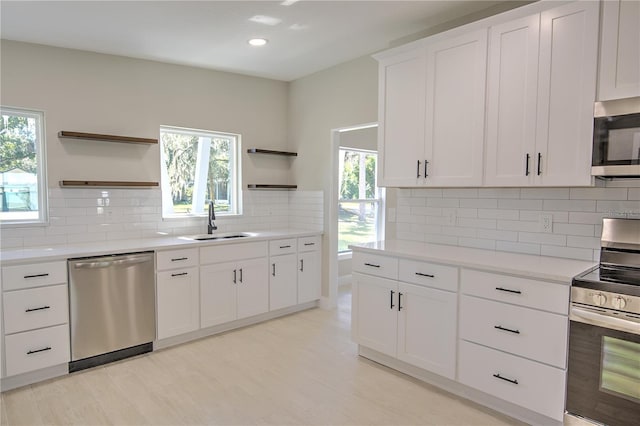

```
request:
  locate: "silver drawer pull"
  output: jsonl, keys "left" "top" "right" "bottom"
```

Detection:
{"left": 171, "top": 272, "right": 188, "bottom": 277}
{"left": 27, "top": 347, "right": 52, "bottom": 355}
{"left": 24, "top": 273, "right": 49, "bottom": 279}
{"left": 364, "top": 263, "right": 380, "bottom": 268}
{"left": 493, "top": 373, "right": 518, "bottom": 385}
{"left": 279, "top": 245, "right": 291, "bottom": 249}
{"left": 495, "top": 287, "right": 522, "bottom": 295}
{"left": 494, "top": 325, "right": 520, "bottom": 334}
{"left": 415, "top": 272, "right": 434, "bottom": 278}
{"left": 171, "top": 257, "right": 188, "bottom": 262}
{"left": 25, "top": 306, "right": 51, "bottom": 313}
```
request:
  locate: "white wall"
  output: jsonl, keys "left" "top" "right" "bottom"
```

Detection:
{"left": 288, "top": 55, "right": 378, "bottom": 298}
{"left": 0, "top": 40, "right": 290, "bottom": 188}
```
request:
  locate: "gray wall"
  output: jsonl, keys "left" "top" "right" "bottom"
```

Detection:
{"left": 0, "top": 40, "right": 290, "bottom": 188}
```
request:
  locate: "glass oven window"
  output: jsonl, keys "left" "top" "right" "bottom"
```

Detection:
{"left": 600, "top": 336, "right": 640, "bottom": 403}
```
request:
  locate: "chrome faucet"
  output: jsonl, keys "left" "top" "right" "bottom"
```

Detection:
{"left": 207, "top": 200, "right": 217, "bottom": 234}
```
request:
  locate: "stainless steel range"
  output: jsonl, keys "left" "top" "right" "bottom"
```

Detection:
{"left": 566, "top": 218, "right": 640, "bottom": 426}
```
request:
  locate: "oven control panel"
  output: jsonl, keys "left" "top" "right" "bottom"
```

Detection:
{"left": 571, "top": 287, "right": 640, "bottom": 316}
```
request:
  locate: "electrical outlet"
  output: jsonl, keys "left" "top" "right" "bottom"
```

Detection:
{"left": 539, "top": 213, "right": 553, "bottom": 233}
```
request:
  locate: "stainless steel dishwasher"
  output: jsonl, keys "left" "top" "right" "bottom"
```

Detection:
{"left": 68, "top": 251, "right": 155, "bottom": 372}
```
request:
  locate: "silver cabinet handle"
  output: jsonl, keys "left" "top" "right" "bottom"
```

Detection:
{"left": 239, "top": 268, "right": 243, "bottom": 283}
{"left": 364, "top": 263, "right": 380, "bottom": 268}
{"left": 304, "top": 243, "right": 315, "bottom": 246}
{"left": 171, "top": 257, "right": 188, "bottom": 262}
{"left": 417, "top": 160, "right": 421, "bottom": 178}
{"left": 27, "top": 347, "right": 52, "bottom": 355}
{"left": 494, "top": 325, "right": 520, "bottom": 334}
{"left": 300, "top": 259, "right": 304, "bottom": 272}
{"left": 233, "top": 269, "right": 237, "bottom": 284}
{"left": 495, "top": 287, "right": 522, "bottom": 295}
{"left": 279, "top": 245, "right": 291, "bottom": 249}
{"left": 171, "top": 272, "right": 188, "bottom": 277}
{"left": 272, "top": 263, "right": 276, "bottom": 276}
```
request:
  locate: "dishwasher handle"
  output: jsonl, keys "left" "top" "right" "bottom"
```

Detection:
{"left": 72, "top": 254, "right": 154, "bottom": 269}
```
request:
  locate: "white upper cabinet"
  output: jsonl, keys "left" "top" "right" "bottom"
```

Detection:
{"left": 598, "top": 0, "right": 640, "bottom": 100}
{"left": 377, "top": 48, "right": 427, "bottom": 187}
{"left": 424, "top": 28, "right": 487, "bottom": 187}
{"left": 535, "top": 1, "right": 599, "bottom": 187}
{"left": 485, "top": 15, "right": 540, "bottom": 186}
{"left": 376, "top": 0, "right": 600, "bottom": 188}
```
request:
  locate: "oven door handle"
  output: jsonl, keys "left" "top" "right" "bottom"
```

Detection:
{"left": 570, "top": 305, "right": 640, "bottom": 335}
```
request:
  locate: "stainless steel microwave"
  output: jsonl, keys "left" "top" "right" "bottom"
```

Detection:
{"left": 592, "top": 97, "right": 640, "bottom": 177}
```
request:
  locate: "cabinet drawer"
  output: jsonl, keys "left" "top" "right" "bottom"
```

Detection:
{"left": 460, "top": 295, "right": 568, "bottom": 368}
{"left": 298, "top": 235, "right": 320, "bottom": 252}
{"left": 399, "top": 259, "right": 458, "bottom": 292}
{"left": 201, "top": 241, "right": 268, "bottom": 265}
{"left": 352, "top": 251, "right": 398, "bottom": 280}
{"left": 461, "top": 269, "right": 569, "bottom": 314}
{"left": 458, "top": 340, "right": 565, "bottom": 421}
{"left": 269, "top": 239, "right": 297, "bottom": 256}
{"left": 2, "top": 261, "right": 67, "bottom": 291}
{"left": 3, "top": 284, "right": 69, "bottom": 334}
{"left": 4, "top": 324, "right": 70, "bottom": 376}
{"left": 156, "top": 248, "right": 199, "bottom": 271}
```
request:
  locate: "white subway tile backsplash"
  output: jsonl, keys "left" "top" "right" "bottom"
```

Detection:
{"left": 521, "top": 188, "right": 569, "bottom": 199}
{"left": 392, "top": 183, "right": 636, "bottom": 261}
{"left": 543, "top": 200, "right": 596, "bottom": 212}
{"left": 2, "top": 188, "right": 323, "bottom": 249}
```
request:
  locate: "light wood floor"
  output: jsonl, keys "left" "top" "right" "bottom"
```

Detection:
{"left": 1, "top": 286, "right": 523, "bottom": 425}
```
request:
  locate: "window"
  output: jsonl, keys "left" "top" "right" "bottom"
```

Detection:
{"left": 0, "top": 107, "right": 47, "bottom": 225}
{"left": 160, "top": 126, "right": 240, "bottom": 218}
{"left": 338, "top": 148, "right": 383, "bottom": 252}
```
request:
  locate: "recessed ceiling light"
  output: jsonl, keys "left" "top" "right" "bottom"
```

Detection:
{"left": 248, "top": 38, "right": 268, "bottom": 47}
{"left": 281, "top": 0, "right": 300, "bottom": 5}
{"left": 248, "top": 15, "right": 282, "bottom": 26}
{"left": 289, "top": 23, "right": 308, "bottom": 31}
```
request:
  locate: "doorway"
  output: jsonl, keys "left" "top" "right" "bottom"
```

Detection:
{"left": 328, "top": 123, "right": 381, "bottom": 309}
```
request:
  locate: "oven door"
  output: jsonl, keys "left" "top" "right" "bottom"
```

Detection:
{"left": 566, "top": 305, "right": 640, "bottom": 426}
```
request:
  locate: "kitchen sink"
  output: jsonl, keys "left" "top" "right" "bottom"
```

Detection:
{"left": 179, "top": 232, "right": 255, "bottom": 241}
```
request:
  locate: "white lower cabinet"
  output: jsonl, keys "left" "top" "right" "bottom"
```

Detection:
{"left": 297, "top": 249, "right": 321, "bottom": 304}
{"left": 156, "top": 248, "right": 200, "bottom": 340}
{"left": 156, "top": 267, "right": 199, "bottom": 339}
{"left": 1, "top": 261, "right": 70, "bottom": 379}
{"left": 352, "top": 248, "right": 573, "bottom": 423}
{"left": 352, "top": 257, "right": 458, "bottom": 380}
{"left": 269, "top": 254, "right": 298, "bottom": 311}
{"left": 201, "top": 257, "right": 269, "bottom": 328}
{"left": 458, "top": 340, "right": 565, "bottom": 421}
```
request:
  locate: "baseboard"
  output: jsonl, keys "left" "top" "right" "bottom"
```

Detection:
{"left": 1, "top": 364, "right": 68, "bottom": 392}
{"left": 155, "top": 300, "right": 319, "bottom": 350}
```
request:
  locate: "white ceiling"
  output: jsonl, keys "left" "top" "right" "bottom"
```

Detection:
{"left": 1, "top": 0, "right": 509, "bottom": 81}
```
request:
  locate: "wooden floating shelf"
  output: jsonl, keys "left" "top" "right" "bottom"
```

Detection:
{"left": 247, "top": 148, "right": 297, "bottom": 157}
{"left": 247, "top": 184, "right": 297, "bottom": 190}
{"left": 59, "top": 180, "right": 159, "bottom": 188}
{"left": 58, "top": 131, "right": 158, "bottom": 145}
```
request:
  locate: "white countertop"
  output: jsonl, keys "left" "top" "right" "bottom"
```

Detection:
{"left": 0, "top": 229, "right": 322, "bottom": 265}
{"left": 350, "top": 240, "right": 596, "bottom": 283}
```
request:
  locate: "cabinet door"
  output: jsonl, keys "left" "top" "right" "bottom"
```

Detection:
{"left": 377, "top": 48, "right": 427, "bottom": 187}
{"left": 237, "top": 257, "right": 269, "bottom": 319}
{"left": 397, "top": 282, "right": 457, "bottom": 379}
{"left": 352, "top": 272, "right": 398, "bottom": 358}
{"left": 298, "top": 250, "right": 321, "bottom": 304}
{"left": 424, "top": 28, "right": 487, "bottom": 186}
{"left": 269, "top": 254, "right": 298, "bottom": 311}
{"left": 157, "top": 267, "right": 199, "bottom": 339}
{"left": 200, "top": 262, "right": 237, "bottom": 328}
{"left": 598, "top": 0, "right": 640, "bottom": 100}
{"left": 535, "top": 1, "right": 598, "bottom": 186}
{"left": 485, "top": 15, "right": 540, "bottom": 187}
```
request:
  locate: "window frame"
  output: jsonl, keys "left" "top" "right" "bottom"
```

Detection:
{"left": 159, "top": 125, "right": 242, "bottom": 219}
{"left": 337, "top": 147, "right": 384, "bottom": 253}
{"left": 0, "top": 106, "right": 48, "bottom": 227}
